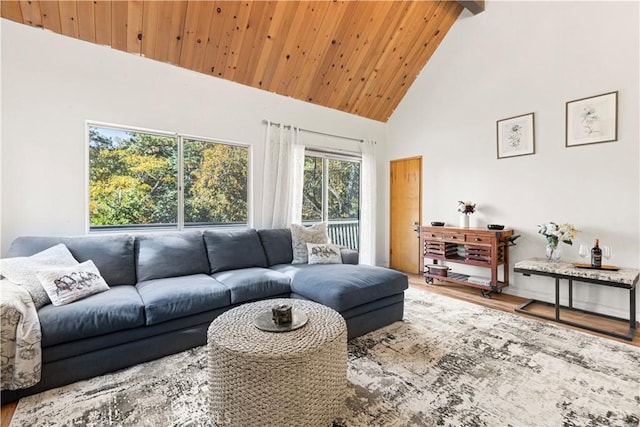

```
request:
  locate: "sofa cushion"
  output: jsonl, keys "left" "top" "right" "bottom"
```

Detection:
{"left": 271, "top": 264, "right": 408, "bottom": 312}
{"left": 136, "top": 274, "right": 230, "bottom": 325}
{"left": 36, "top": 260, "right": 110, "bottom": 306}
{"left": 212, "top": 267, "right": 291, "bottom": 304}
{"left": 290, "top": 223, "right": 329, "bottom": 264}
{"left": 1, "top": 243, "right": 79, "bottom": 308}
{"left": 340, "top": 248, "right": 359, "bottom": 265}
{"left": 38, "top": 285, "right": 145, "bottom": 347}
{"left": 307, "top": 243, "right": 343, "bottom": 265}
{"left": 135, "top": 231, "right": 209, "bottom": 282}
{"left": 257, "top": 229, "right": 294, "bottom": 266}
{"left": 8, "top": 234, "right": 136, "bottom": 286}
{"left": 203, "top": 229, "right": 268, "bottom": 273}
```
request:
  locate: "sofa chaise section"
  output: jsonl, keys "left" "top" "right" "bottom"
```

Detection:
{"left": 272, "top": 263, "right": 407, "bottom": 339}
{"left": 258, "top": 229, "right": 408, "bottom": 339}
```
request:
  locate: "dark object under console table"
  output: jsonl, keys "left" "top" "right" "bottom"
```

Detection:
{"left": 514, "top": 258, "right": 639, "bottom": 341}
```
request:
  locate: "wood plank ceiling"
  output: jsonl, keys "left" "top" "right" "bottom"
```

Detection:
{"left": 1, "top": 1, "right": 470, "bottom": 122}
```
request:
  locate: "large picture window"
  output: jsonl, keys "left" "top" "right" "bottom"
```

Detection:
{"left": 302, "top": 151, "right": 360, "bottom": 250}
{"left": 88, "top": 124, "right": 249, "bottom": 231}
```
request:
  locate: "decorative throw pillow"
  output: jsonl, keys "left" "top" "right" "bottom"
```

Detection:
{"left": 0, "top": 244, "right": 79, "bottom": 308}
{"left": 307, "top": 243, "right": 343, "bottom": 265}
{"left": 36, "top": 260, "right": 109, "bottom": 306}
{"left": 291, "top": 222, "right": 329, "bottom": 264}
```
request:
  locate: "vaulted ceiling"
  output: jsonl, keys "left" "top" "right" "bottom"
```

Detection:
{"left": 1, "top": 1, "right": 482, "bottom": 122}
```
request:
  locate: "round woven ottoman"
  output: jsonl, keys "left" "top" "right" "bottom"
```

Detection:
{"left": 207, "top": 298, "right": 347, "bottom": 427}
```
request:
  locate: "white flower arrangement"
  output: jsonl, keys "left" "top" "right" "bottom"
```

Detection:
{"left": 537, "top": 221, "right": 578, "bottom": 247}
{"left": 457, "top": 201, "right": 476, "bottom": 215}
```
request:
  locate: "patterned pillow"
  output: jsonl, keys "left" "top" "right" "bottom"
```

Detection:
{"left": 0, "top": 244, "right": 79, "bottom": 308}
{"left": 36, "top": 260, "right": 109, "bottom": 306}
{"left": 290, "top": 223, "right": 329, "bottom": 264}
{"left": 307, "top": 243, "right": 343, "bottom": 265}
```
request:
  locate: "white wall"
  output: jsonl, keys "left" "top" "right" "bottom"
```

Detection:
{"left": 0, "top": 19, "right": 385, "bottom": 254}
{"left": 383, "top": 1, "right": 640, "bottom": 318}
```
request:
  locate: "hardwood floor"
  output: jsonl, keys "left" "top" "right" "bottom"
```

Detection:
{"left": 1, "top": 402, "right": 16, "bottom": 427}
{"left": 2, "top": 276, "right": 637, "bottom": 425}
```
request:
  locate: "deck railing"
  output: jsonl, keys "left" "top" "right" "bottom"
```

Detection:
{"left": 304, "top": 219, "right": 359, "bottom": 251}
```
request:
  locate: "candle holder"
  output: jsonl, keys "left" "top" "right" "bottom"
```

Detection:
{"left": 272, "top": 304, "right": 292, "bottom": 325}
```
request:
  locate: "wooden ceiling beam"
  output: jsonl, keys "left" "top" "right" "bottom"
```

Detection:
{"left": 458, "top": 1, "right": 485, "bottom": 15}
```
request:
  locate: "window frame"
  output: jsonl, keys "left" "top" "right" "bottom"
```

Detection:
{"left": 85, "top": 121, "right": 252, "bottom": 233}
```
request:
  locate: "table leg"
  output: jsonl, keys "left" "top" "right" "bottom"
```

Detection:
{"left": 555, "top": 278, "right": 560, "bottom": 321}
{"left": 568, "top": 279, "right": 573, "bottom": 309}
{"left": 631, "top": 287, "right": 637, "bottom": 328}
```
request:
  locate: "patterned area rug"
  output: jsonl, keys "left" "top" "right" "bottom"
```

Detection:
{"left": 9, "top": 288, "right": 640, "bottom": 427}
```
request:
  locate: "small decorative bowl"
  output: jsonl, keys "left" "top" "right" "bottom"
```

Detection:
{"left": 430, "top": 221, "right": 445, "bottom": 227}
{"left": 487, "top": 224, "right": 505, "bottom": 230}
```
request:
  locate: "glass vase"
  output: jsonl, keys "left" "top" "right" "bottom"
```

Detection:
{"left": 546, "top": 242, "right": 561, "bottom": 262}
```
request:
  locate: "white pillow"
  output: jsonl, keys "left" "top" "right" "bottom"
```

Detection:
{"left": 36, "top": 260, "right": 109, "bottom": 306}
{"left": 307, "top": 243, "right": 343, "bottom": 265}
{"left": 291, "top": 222, "right": 329, "bottom": 264}
{"left": 0, "top": 244, "right": 79, "bottom": 308}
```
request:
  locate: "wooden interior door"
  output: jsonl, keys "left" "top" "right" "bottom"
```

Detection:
{"left": 390, "top": 156, "right": 422, "bottom": 274}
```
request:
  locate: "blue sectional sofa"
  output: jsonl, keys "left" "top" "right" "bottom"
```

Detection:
{"left": 1, "top": 228, "right": 407, "bottom": 402}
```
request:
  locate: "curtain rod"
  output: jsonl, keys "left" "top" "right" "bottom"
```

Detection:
{"left": 262, "top": 120, "right": 365, "bottom": 144}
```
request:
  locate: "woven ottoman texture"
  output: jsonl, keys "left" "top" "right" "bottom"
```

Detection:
{"left": 207, "top": 299, "right": 347, "bottom": 427}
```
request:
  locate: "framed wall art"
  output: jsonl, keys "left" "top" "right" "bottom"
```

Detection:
{"left": 496, "top": 112, "right": 535, "bottom": 159}
{"left": 565, "top": 91, "right": 618, "bottom": 147}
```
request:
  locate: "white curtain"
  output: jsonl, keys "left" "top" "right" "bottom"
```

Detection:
{"left": 260, "top": 122, "right": 305, "bottom": 229}
{"left": 359, "top": 140, "right": 377, "bottom": 265}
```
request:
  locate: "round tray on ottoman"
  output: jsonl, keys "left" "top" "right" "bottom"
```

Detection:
{"left": 207, "top": 299, "right": 347, "bottom": 427}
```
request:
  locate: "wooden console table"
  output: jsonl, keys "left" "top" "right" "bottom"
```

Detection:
{"left": 514, "top": 258, "right": 639, "bottom": 341}
{"left": 419, "top": 226, "right": 514, "bottom": 296}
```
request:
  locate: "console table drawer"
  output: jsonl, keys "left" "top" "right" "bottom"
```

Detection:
{"left": 443, "top": 232, "right": 466, "bottom": 242}
{"left": 423, "top": 231, "right": 443, "bottom": 240}
{"left": 466, "top": 234, "right": 491, "bottom": 245}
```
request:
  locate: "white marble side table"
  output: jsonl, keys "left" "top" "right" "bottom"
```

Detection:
{"left": 514, "top": 257, "right": 639, "bottom": 340}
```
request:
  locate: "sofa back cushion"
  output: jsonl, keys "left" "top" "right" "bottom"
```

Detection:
{"left": 135, "top": 231, "right": 209, "bottom": 282}
{"left": 257, "top": 228, "right": 293, "bottom": 266}
{"left": 203, "top": 229, "right": 268, "bottom": 273}
{"left": 7, "top": 235, "right": 136, "bottom": 286}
